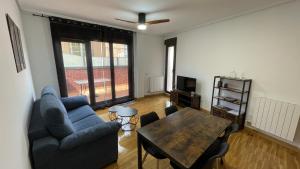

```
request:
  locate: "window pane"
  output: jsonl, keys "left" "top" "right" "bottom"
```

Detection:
{"left": 113, "top": 43, "right": 129, "bottom": 98}
{"left": 61, "top": 42, "right": 89, "bottom": 101}
{"left": 167, "top": 46, "right": 174, "bottom": 92}
{"left": 91, "top": 41, "right": 112, "bottom": 102}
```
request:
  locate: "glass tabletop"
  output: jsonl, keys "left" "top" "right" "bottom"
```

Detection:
{"left": 108, "top": 105, "right": 137, "bottom": 117}
{"left": 117, "top": 107, "right": 137, "bottom": 117}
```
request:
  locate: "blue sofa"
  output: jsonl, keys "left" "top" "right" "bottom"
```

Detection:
{"left": 28, "top": 86, "right": 121, "bottom": 169}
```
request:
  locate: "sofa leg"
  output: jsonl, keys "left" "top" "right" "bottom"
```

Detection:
{"left": 157, "top": 159, "right": 159, "bottom": 169}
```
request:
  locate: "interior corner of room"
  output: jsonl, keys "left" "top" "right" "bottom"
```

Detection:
{"left": 1, "top": 0, "right": 300, "bottom": 169}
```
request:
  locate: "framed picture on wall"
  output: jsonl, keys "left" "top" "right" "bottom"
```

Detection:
{"left": 6, "top": 14, "right": 26, "bottom": 73}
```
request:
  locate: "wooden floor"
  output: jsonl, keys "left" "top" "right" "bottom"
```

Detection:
{"left": 96, "top": 94, "right": 300, "bottom": 169}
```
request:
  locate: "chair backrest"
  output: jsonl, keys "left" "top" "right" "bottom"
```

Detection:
{"left": 203, "top": 143, "right": 229, "bottom": 169}
{"left": 221, "top": 123, "right": 239, "bottom": 143}
{"left": 140, "top": 112, "right": 160, "bottom": 150}
{"left": 140, "top": 112, "right": 160, "bottom": 127}
{"left": 165, "top": 105, "right": 178, "bottom": 116}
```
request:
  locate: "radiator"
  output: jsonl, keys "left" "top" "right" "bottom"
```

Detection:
{"left": 252, "top": 97, "right": 300, "bottom": 141}
{"left": 149, "top": 76, "right": 164, "bottom": 93}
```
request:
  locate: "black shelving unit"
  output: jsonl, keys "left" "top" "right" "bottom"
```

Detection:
{"left": 211, "top": 76, "right": 252, "bottom": 129}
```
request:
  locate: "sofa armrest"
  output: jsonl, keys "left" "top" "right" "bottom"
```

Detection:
{"left": 60, "top": 122, "right": 121, "bottom": 150}
{"left": 61, "top": 96, "right": 89, "bottom": 110}
{"left": 32, "top": 137, "right": 59, "bottom": 167}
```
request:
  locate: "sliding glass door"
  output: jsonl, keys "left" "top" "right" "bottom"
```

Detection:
{"left": 61, "top": 41, "right": 90, "bottom": 100}
{"left": 91, "top": 41, "right": 112, "bottom": 104}
{"left": 50, "top": 16, "right": 134, "bottom": 109}
{"left": 59, "top": 40, "right": 132, "bottom": 108}
{"left": 113, "top": 43, "right": 129, "bottom": 98}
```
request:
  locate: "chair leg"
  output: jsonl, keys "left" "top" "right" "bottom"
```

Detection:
{"left": 218, "top": 158, "right": 225, "bottom": 169}
{"left": 156, "top": 159, "right": 159, "bottom": 169}
{"left": 142, "top": 152, "right": 148, "bottom": 164}
{"left": 220, "top": 157, "right": 224, "bottom": 165}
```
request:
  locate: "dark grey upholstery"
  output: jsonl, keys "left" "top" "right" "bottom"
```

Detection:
{"left": 140, "top": 112, "right": 166, "bottom": 159}
{"left": 40, "top": 94, "right": 74, "bottom": 139}
{"left": 41, "top": 85, "right": 59, "bottom": 98}
{"left": 165, "top": 105, "right": 178, "bottom": 116}
{"left": 67, "top": 105, "right": 95, "bottom": 123}
{"left": 219, "top": 123, "right": 239, "bottom": 143}
{"left": 171, "top": 143, "right": 229, "bottom": 169}
{"left": 61, "top": 96, "right": 90, "bottom": 111}
{"left": 28, "top": 86, "right": 121, "bottom": 169}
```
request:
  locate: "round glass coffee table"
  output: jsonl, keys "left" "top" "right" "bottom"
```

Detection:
{"left": 108, "top": 106, "right": 139, "bottom": 131}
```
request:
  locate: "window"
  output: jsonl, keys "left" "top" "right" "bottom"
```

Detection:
{"left": 50, "top": 16, "right": 134, "bottom": 109}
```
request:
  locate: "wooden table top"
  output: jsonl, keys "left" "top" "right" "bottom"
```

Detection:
{"left": 137, "top": 107, "right": 231, "bottom": 169}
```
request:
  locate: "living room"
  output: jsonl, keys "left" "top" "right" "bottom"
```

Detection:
{"left": 1, "top": 0, "right": 300, "bottom": 169}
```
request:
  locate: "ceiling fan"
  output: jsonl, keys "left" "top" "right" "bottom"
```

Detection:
{"left": 116, "top": 13, "right": 170, "bottom": 30}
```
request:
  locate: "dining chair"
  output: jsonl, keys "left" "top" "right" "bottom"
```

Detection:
{"left": 216, "top": 123, "right": 238, "bottom": 165}
{"left": 170, "top": 143, "right": 229, "bottom": 169}
{"left": 165, "top": 105, "right": 178, "bottom": 116}
{"left": 219, "top": 123, "right": 239, "bottom": 143}
{"left": 140, "top": 112, "right": 166, "bottom": 169}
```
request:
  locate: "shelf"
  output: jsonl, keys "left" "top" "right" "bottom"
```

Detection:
{"left": 179, "top": 98, "right": 191, "bottom": 104}
{"left": 215, "top": 76, "right": 252, "bottom": 81}
{"left": 212, "top": 105, "right": 242, "bottom": 116}
{"left": 214, "top": 87, "right": 248, "bottom": 94}
{"left": 213, "top": 96, "right": 246, "bottom": 105}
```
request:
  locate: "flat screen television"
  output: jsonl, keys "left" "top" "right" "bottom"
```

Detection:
{"left": 176, "top": 76, "right": 196, "bottom": 92}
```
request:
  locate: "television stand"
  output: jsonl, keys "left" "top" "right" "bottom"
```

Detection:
{"left": 170, "top": 90, "right": 201, "bottom": 109}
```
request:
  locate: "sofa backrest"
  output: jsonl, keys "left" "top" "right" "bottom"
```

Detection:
{"left": 41, "top": 85, "right": 59, "bottom": 98}
{"left": 40, "top": 93, "right": 74, "bottom": 139}
{"left": 28, "top": 99, "right": 51, "bottom": 145}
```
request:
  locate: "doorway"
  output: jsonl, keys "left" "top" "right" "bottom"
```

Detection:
{"left": 164, "top": 38, "right": 177, "bottom": 93}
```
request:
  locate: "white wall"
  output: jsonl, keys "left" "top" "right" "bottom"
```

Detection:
{"left": 22, "top": 12, "right": 165, "bottom": 99}
{"left": 135, "top": 33, "right": 165, "bottom": 98}
{"left": 0, "top": 0, "right": 35, "bottom": 169}
{"left": 22, "top": 12, "right": 60, "bottom": 97}
{"left": 171, "top": 1, "right": 300, "bottom": 144}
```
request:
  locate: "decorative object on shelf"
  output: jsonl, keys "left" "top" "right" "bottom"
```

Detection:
{"left": 191, "top": 91, "right": 195, "bottom": 97}
{"left": 6, "top": 14, "right": 26, "bottom": 73}
{"left": 211, "top": 76, "right": 252, "bottom": 129}
{"left": 230, "top": 70, "right": 237, "bottom": 78}
{"left": 240, "top": 72, "right": 245, "bottom": 80}
{"left": 217, "top": 80, "right": 223, "bottom": 87}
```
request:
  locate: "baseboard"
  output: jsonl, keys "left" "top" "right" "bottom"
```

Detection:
{"left": 200, "top": 107, "right": 210, "bottom": 114}
{"left": 200, "top": 107, "right": 300, "bottom": 152}
{"left": 244, "top": 125, "right": 300, "bottom": 152}
{"left": 144, "top": 91, "right": 166, "bottom": 96}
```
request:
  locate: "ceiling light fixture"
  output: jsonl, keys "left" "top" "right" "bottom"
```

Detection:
{"left": 137, "top": 23, "right": 147, "bottom": 30}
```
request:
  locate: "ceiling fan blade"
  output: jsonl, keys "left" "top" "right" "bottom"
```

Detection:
{"left": 115, "top": 18, "right": 137, "bottom": 24}
{"left": 147, "top": 19, "right": 170, "bottom": 24}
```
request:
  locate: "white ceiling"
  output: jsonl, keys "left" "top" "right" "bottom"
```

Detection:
{"left": 18, "top": 0, "right": 293, "bottom": 35}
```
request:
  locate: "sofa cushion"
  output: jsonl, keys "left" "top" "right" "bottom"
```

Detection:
{"left": 68, "top": 105, "right": 95, "bottom": 123}
{"left": 41, "top": 85, "right": 59, "bottom": 98}
{"left": 28, "top": 100, "right": 51, "bottom": 145}
{"left": 73, "top": 115, "right": 104, "bottom": 131}
{"left": 40, "top": 94, "right": 74, "bottom": 139}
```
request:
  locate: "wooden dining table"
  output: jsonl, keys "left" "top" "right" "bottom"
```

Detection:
{"left": 137, "top": 107, "right": 231, "bottom": 169}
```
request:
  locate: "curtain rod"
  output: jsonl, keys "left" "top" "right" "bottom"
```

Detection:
{"left": 32, "top": 13, "right": 133, "bottom": 33}
{"left": 32, "top": 13, "right": 50, "bottom": 18}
